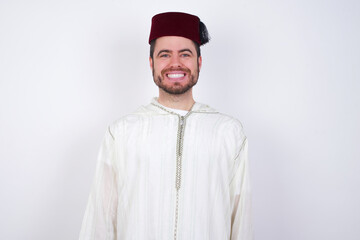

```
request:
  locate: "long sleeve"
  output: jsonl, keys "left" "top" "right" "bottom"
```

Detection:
{"left": 79, "top": 127, "right": 118, "bottom": 240}
{"left": 230, "top": 138, "right": 253, "bottom": 240}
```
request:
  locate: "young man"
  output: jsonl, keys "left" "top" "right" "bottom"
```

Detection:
{"left": 80, "top": 12, "right": 253, "bottom": 240}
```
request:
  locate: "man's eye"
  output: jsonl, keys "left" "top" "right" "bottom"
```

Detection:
{"left": 181, "top": 53, "right": 190, "bottom": 57}
{"left": 160, "top": 54, "right": 170, "bottom": 58}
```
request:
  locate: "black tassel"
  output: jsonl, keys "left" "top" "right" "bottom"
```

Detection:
{"left": 199, "top": 21, "right": 211, "bottom": 45}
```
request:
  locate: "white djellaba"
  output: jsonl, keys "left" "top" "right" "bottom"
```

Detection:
{"left": 79, "top": 98, "right": 253, "bottom": 240}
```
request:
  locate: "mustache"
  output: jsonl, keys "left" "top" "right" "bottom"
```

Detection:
{"left": 161, "top": 67, "right": 191, "bottom": 76}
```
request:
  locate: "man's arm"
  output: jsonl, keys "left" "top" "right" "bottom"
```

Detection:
{"left": 230, "top": 138, "right": 253, "bottom": 240}
{"left": 79, "top": 127, "right": 118, "bottom": 240}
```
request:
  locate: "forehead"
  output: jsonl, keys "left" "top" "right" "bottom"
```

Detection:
{"left": 154, "top": 36, "right": 197, "bottom": 52}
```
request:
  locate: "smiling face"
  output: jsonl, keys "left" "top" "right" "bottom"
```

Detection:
{"left": 150, "top": 36, "right": 202, "bottom": 95}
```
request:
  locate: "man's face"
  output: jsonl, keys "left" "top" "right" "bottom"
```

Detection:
{"left": 149, "top": 36, "right": 202, "bottom": 95}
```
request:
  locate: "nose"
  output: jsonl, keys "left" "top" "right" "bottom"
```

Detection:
{"left": 169, "top": 55, "right": 182, "bottom": 68}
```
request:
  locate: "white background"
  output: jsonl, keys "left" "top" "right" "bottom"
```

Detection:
{"left": 1, "top": 0, "right": 359, "bottom": 239}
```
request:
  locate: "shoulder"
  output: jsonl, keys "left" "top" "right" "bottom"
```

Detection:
{"left": 106, "top": 105, "right": 156, "bottom": 139}
{"left": 199, "top": 104, "right": 244, "bottom": 130}
{"left": 193, "top": 101, "right": 246, "bottom": 133}
{"left": 203, "top": 104, "right": 246, "bottom": 144}
{"left": 192, "top": 102, "right": 247, "bottom": 143}
{"left": 218, "top": 113, "right": 246, "bottom": 140}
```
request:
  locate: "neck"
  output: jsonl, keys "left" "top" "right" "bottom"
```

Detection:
{"left": 157, "top": 89, "right": 195, "bottom": 111}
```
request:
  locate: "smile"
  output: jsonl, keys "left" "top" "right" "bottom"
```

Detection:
{"left": 167, "top": 73, "right": 185, "bottom": 79}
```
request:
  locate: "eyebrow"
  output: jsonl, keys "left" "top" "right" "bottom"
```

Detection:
{"left": 179, "top": 48, "right": 193, "bottom": 54}
{"left": 156, "top": 48, "right": 194, "bottom": 57}
{"left": 157, "top": 49, "right": 171, "bottom": 57}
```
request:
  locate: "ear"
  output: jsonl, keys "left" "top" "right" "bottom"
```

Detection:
{"left": 149, "top": 57, "right": 153, "bottom": 71}
{"left": 198, "top": 56, "right": 202, "bottom": 71}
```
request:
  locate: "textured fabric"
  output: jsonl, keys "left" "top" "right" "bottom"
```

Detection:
{"left": 79, "top": 98, "right": 253, "bottom": 240}
{"left": 148, "top": 12, "right": 200, "bottom": 44}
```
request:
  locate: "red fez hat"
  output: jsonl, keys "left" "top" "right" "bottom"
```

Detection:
{"left": 149, "top": 12, "right": 201, "bottom": 45}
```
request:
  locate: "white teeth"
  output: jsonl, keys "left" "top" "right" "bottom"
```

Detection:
{"left": 167, "top": 73, "right": 185, "bottom": 78}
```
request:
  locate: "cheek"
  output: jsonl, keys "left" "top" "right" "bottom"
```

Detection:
{"left": 154, "top": 62, "right": 169, "bottom": 74}
{"left": 188, "top": 62, "right": 199, "bottom": 72}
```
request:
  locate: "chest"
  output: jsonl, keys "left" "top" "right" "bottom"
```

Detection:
{"left": 115, "top": 115, "right": 236, "bottom": 180}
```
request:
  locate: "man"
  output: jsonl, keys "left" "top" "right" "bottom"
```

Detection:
{"left": 79, "top": 12, "right": 253, "bottom": 240}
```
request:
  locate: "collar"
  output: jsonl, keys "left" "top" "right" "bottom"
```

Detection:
{"left": 139, "top": 97, "right": 218, "bottom": 115}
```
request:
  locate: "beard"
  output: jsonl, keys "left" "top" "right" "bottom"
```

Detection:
{"left": 152, "top": 63, "right": 200, "bottom": 95}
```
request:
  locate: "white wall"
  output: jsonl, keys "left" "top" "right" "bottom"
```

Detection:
{"left": 1, "top": 0, "right": 359, "bottom": 239}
